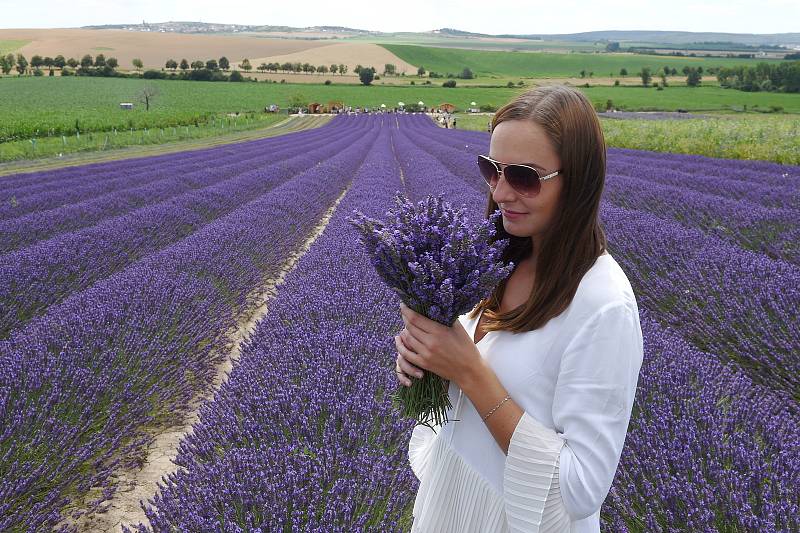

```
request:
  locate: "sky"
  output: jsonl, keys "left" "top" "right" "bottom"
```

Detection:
{"left": 1, "top": 0, "right": 798, "bottom": 35}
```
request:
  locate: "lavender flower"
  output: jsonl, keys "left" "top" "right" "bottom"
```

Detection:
{"left": 349, "top": 192, "right": 514, "bottom": 428}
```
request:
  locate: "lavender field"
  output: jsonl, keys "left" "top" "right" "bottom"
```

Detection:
{"left": 1, "top": 113, "right": 798, "bottom": 532}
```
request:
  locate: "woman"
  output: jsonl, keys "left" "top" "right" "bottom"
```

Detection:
{"left": 394, "top": 85, "right": 644, "bottom": 532}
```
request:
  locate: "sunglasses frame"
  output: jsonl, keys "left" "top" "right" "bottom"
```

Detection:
{"left": 477, "top": 154, "right": 561, "bottom": 197}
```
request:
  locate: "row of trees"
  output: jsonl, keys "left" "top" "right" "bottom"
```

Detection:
{"left": 0, "top": 53, "right": 121, "bottom": 75}
{"left": 716, "top": 61, "right": 800, "bottom": 92}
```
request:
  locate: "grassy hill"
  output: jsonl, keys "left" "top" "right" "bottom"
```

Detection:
{"left": 379, "top": 43, "right": 791, "bottom": 78}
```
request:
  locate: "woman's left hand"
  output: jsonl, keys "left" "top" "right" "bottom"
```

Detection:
{"left": 395, "top": 302, "right": 485, "bottom": 387}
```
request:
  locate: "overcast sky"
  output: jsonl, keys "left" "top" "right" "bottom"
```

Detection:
{"left": 2, "top": 0, "right": 798, "bottom": 35}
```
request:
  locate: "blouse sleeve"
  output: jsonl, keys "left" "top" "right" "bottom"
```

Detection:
{"left": 503, "top": 301, "right": 644, "bottom": 531}
{"left": 408, "top": 422, "right": 441, "bottom": 481}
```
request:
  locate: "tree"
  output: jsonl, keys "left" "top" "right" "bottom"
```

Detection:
{"left": 67, "top": 57, "right": 78, "bottom": 68}
{"left": 686, "top": 68, "right": 702, "bottom": 87}
{"left": 443, "top": 79, "right": 457, "bottom": 87}
{"left": 682, "top": 66, "right": 690, "bottom": 75}
{"left": 132, "top": 58, "right": 144, "bottom": 71}
{"left": 0, "top": 55, "right": 11, "bottom": 74}
{"left": 460, "top": 67, "right": 474, "bottom": 79}
{"left": 359, "top": 66, "right": 375, "bottom": 85}
{"left": 229, "top": 70, "right": 243, "bottom": 81}
{"left": 106, "top": 57, "right": 118, "bottom": 69}
{"left": 54, "top": 55, "right": 66, "bottom": 69}
{"left": 417, "top": 65, "right": 426, "bottom": 76}
{"left": 94, "top": 54, "right": 106, "bottom": 67}
{"left": 606, "top": 41, "right": 620, "bottom": 52}
{"left": 640, "top": 67, "right": 652, "bottom": 87}
{"left": 206, "top": 59, "right": 218, "bottom": 71}
{"left": 137, "top": 85, "right": 159, "bottom": 111}
{"left": 240, "top": 58, "right": 252, "bottom": 72}
{"left": 317, "top": 65, "right": 328, "bottom": 74}
{"left": 219, "top": 57, "right": 229, "bottom": 71}
{"left": 81, "top": 54, "right": 94, "bottom": 68}
{"left": 354, "top": 64, "right": 363, "bottom": 74}
{"left": 191, "top": 60, "right": 204, "bottom": 70}
{"left": 258, "top": 63, "right": 267, "bottom": 72}
{"left": 330, "top": 63, "right": 338, "bottom": 74}
{"left": 579, "top": 69, "right": 586, "bottom": 78}
{"left": 659, "top": 69, "right": 668, "bottom": 87}
{"left": 288, "top": 93, "right": 307, "bottom": 113}
{"left": 619, "top": 67, "right": 627, "bottom": 76}
{"left": 165, "top": 58, "right": 178, "bottom": 70}
{"left": 179, "top": 58, "right": 189, "bottom": 71}
{"left": 338, "top": 64, "right": 347, "bottom": 75}
{"left": 16, "top": 54, "right": 28, "bottom": 75}
{"left": 31, "top": 55, "right": 44, "bottom": 69}
{"left": 384, "top": 63, "right": 396, "bottom": 75}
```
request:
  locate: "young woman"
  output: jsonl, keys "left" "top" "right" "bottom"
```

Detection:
{"left": 394, "top": 84, "right": 644, "bottom": 532}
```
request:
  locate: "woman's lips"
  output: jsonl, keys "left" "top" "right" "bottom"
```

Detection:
{"left": 501, "top": 208, "right": 526, "bottom": 219}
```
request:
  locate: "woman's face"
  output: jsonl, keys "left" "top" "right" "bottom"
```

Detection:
{"left": 489, "top": 119, "right": 563, "bottom": 241}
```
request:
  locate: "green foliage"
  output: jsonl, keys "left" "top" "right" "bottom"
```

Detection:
{"left": 442, "top": 79, "right": 457, "bottom": 88}
{"left": 359, "top": 67, "right": 375, "bottom": 86}
{"left": 716, "top": 61, "right": 800, "bottom": 93}
{"left": 229, "top": 70, "right": 243, "bottom": 82}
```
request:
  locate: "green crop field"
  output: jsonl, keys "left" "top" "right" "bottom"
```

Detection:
{"left": 453, "top": 112, "right": 800, "bottom": 164}
{"left": 0, "top": 39, "right": 28, "bottom": 55}
{"left": 379, "top": 43, "right": 790, "bottom": 78}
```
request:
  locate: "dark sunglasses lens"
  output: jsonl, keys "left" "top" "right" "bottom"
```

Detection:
{"left": 505, "top": 165, "right": 541, "bottom": 196}
{"left": 477, "top": 156, "right": 497, "bottom": 185}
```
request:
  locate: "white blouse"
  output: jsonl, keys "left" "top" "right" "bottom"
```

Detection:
{"left": 408, "top": 253, "right": 644, "bottom": 532}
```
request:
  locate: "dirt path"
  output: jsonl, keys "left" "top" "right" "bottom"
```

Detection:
{"left": 66, "top": 180, "right": 354, "bottom": 532}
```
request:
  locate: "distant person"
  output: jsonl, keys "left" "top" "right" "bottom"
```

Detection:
{"left": 452, "top": 117, "right": 457, "bottom": 129}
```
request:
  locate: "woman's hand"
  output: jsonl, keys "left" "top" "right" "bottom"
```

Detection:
{"left": 393, "top": 302, "right": 485, "bottom": 389}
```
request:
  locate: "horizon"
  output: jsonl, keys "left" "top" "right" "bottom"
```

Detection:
{"left": 3, "top": 0, "right": 799, "bottom": 35}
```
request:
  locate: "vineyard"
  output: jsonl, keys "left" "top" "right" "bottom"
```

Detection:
{"left": 1, "top": 114, "right": 798, "bottom": 531}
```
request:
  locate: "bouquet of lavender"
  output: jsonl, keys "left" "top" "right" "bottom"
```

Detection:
{"left": 348, "top": 192, "right": 514, "bottom": 429}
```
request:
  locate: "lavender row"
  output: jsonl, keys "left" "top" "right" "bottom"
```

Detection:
{"left": 0, "top": 117, "right": 334, "bottom": 194}
{"left": 0, "top": 122, "right": 357, "bottom": 254}
{"left": 128, "top": 120, "right": 416, "bottom": 531}
{"left": 603, "top": 309, "right": 799, "bottom": 531}
{"left": 0, "top": 123, "right": 367, "bottom": 339}
{"left": 603, "top": 173, "right": 800, "bottom": 264}
{"left": 0, "top": 114, "right": 377, "bottom": 531}
{"left": 606, "top": 160, "right": 800, "bottom": 211}
{"left": 0, "top": 119, "right": 349, "bottom": 220}
{"left": 599, "top": 203, "right": 800, "bottom": 402}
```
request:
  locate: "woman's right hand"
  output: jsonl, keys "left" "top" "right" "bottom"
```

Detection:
{"left": 394, "top": 334, "right": 425, "bottom": 387}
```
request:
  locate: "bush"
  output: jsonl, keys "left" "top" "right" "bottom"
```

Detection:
{"left": 479, "top": 104, "right": 497, "bottom": 112}
{"left": 61, "top": 67, "right": 75, "bottom": 76}
{"left": 442, "top": 79, "right": 457, "bottom": 88}
{"left": 143, "top": 69, "right": 166, "bottom": 79}
{"left": 614, "top": 79, "right": 620, "bottom": 86}
{"left": 229, "top": 70, "right": 243, "bottom": 82}
{"left": 324, "top": 79, "right": 332, "bottom": 85}
{"left": 507, "top": 81, "right": 515, "bottom": 88}
{"left": 33, "top": 68, "right": 44, "bottom": 76}
{"left": 410, "top": 80, "right": 415, "bottom": 85}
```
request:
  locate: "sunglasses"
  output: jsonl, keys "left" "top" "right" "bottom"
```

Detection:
{"left": 477, "top": 154, "right": 561, "bottom": 197}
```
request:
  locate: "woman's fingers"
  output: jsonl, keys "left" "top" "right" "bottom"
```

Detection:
{"left": 394, "top": 337, "right": 424, "bottom": 387}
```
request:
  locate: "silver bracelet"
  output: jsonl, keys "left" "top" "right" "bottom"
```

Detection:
{"left": 482, "top": 394, "right": 511, "bottom": 421}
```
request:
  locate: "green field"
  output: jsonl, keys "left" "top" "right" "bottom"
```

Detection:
{"left": 453, "top": 113, "right": 800, "bottom": 164}
{"left": 0, "top": 39, "right": 29, "bottom": 55}
{"left": 379, "top": 44, "right": 791, "bottom": 78}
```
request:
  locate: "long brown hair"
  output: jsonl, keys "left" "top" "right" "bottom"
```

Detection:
{"left": 469, "top": 84, "right": 608, "bottom": 333}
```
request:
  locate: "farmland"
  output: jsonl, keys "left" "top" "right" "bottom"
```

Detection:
{"left": 0, "top": 113, "right": 798, "bottom": 531}
{"left": 380, "top": 43, "right": 791, "bottom": 78}
{"left": 2, "top": 76, "right": 800, "bottom": 165}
